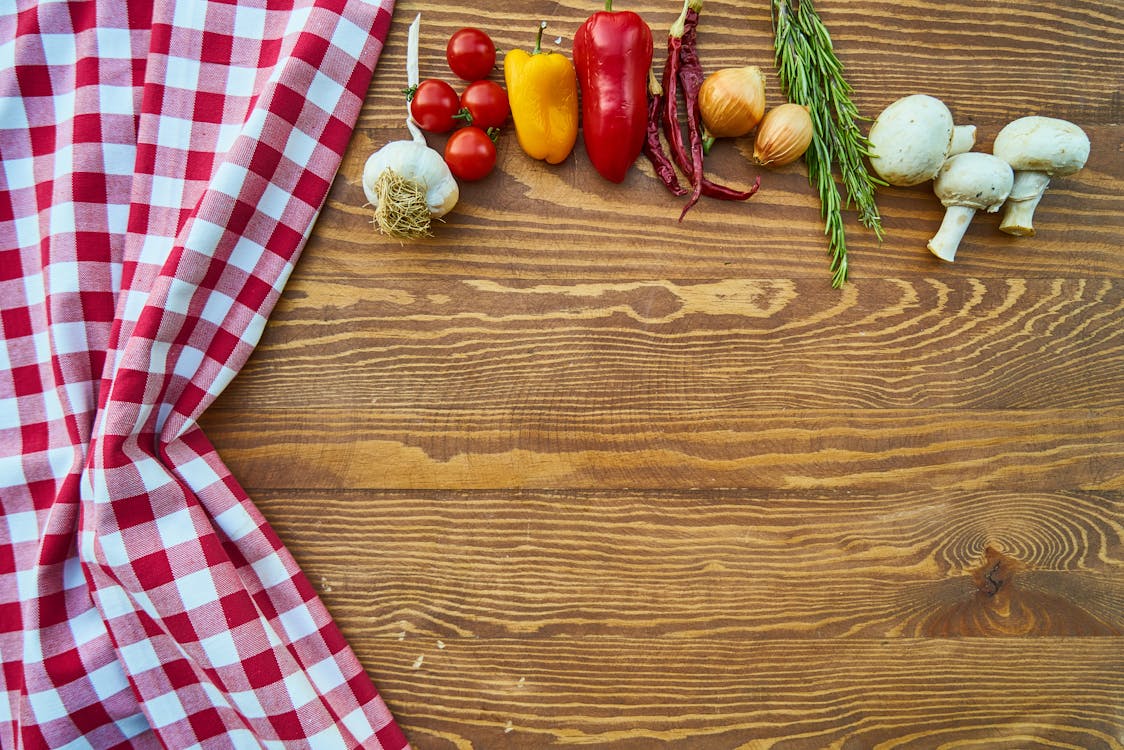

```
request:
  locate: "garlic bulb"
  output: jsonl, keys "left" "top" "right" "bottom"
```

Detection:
{"left": 363, "top": 14, "right": 459, "bottom": 239}
{"left": 362, "top": 136, "right": 459, "bottom": 238}
{"left": 753, "top": 103, "right": 813, "bottom": 167}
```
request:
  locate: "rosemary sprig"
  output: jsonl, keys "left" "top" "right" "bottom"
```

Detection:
{"left": 771, "top": 0, "right": 883, "bottom": 287}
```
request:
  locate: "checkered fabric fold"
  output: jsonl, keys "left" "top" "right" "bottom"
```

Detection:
{"left": 1, "top": 0, "right": 409, "bottom": 747}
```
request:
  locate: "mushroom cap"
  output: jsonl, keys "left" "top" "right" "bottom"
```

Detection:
{"left": 868, "top": 94, "right": 955, "bottom": 186}
{"left": 992, "top": 116, "right": 1090, "bottom": 177}
{"left": 933, "top": 152, "right": 1014, "bottom": 212}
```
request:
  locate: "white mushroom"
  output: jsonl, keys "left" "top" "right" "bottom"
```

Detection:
{"left": 868, "top": 94, "right": 977, "bottom": 186}
{"left": 991, "top": 115, "right": 1090, "bottom": 236}
{"left": 927, "top": 152, "right": 1014, "bottom": 262}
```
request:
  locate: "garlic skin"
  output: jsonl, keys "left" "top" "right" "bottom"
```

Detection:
{"left": 753, "top": 103, "right": 813, "bottom": 167}
{"left": 362, "top": 139, "right": 458, "bottom": 218}
{"left": 699, "top": 66, "right": 766, "bottom": 139}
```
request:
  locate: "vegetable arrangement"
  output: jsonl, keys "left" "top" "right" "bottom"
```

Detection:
{"left": 361, "top": 5, "right": 1091, "bottom": 286}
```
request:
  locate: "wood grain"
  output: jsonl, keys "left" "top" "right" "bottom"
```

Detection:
{"left": 201, "top": 0, "right": 1124, "bottom": 746}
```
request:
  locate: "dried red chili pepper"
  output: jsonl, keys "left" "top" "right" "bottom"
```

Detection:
{"left": 642, "top": 69, "right": 687, "bottom": 196}
{"left": 662, "top": 0, "right": 760, "bottom": 219}
{"left": 573, "top": 0, "right": 654, "bottom": 183}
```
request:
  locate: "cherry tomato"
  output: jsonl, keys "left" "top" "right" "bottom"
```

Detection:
{"left": 444, "top": 126, "right": 497, "bottom": 182}
{"left": 446, "top": 28, "right": 496, "bottom": 82}
{"left": 409, "top": 79, "right": 459, "bottom": 133}
{"left": 459, "top": 80, "right": 509, "bottom": 129}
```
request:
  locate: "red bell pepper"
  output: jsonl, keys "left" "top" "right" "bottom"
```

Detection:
{"left": 573, "top": 0, "right": 654, "bottom": 183}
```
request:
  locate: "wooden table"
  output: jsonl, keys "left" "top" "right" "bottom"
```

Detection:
{"left": 201, "top": 0, "right": 1124, "bottom": 746}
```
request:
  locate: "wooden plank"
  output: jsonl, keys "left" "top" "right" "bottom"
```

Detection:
{"left": 202, "top": 408, "right": 1123, "bottom": 491}
{"left": 254, "top": 489, "right": 1124, "bottom": 640}
{"left": 352, "top": 636, "right": 1124, "bottom": 749}
{"left": 218, "top": 276, "right": 1124, "bottom": 411}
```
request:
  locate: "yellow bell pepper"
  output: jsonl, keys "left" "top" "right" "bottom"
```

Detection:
{"left": 503, "top": 22, "right": 579, "bottom": 165}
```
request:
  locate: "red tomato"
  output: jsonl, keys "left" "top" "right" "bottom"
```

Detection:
{"left": 444, "top": 126, "right": 497, "bottom": 182}
{"left": 459, "top": 80, "right": 509, "bottom": 129}
{"left": 410, "top": 79, "right": 459, "bottom": 133}
{"left": 446, "top": 28, "right": 496, "bottom": 82}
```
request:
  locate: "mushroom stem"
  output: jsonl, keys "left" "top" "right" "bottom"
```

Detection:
{"left": 998, "top": 171, "right": 1051, "bottom": 236}
{"left": 928, "top": 205, "right": 977, "bottom": 262}
{"left": 949, "top": 124, "right": 977, "bottom": 156}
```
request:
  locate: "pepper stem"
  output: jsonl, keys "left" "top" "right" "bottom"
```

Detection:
{"left": 605, "top": 0, "right": 613, "bottom": 10}
{"left": 670, "top": 0, "right": 703, "bottom": 38}
{"left": 533, "top": 20, "right": 547, "bottom": 54}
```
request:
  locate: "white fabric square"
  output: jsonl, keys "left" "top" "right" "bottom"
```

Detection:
{"left": 47, "top": 200, "right": 76, "bottom": 238}
{"left": 278, "top": 601, "right": 318, "bottom": 642}
{"left": 135, "top": 455, "right": 173, "bottom": 493}
{"left": 282, "top": 126, "right": 318, "bottom": 170}
{"left": 330, "top": 17, "right": 367, "bottom": 65}
{"left": 47, "top": 260, "right": 81, "bottom": 295}
{"left": 174, "top": 567, "right": 220, "bottom": 611}
{"left": 27, "top": 685, "right": 69, "bottom": 724}
{"left": 163, "top": 277, "right": 195, "bottom": 316}
{"left": 176, "top": 455, "right": 222, "bottom": 496}
{"left": 0, "top": 455, "right": 28, "bottom": 489}
{"left": 21, "top": 270, "right": 45, "bottom": 306}
{"left": 40, "top": 33, "right": 78, "bottom": 66}
{"left": 95, "top": 27, "right": 133, "bottom": 59}
{"left": 250, "top": 553, "right": 291, "bottom": 589}
{"left": 87, "top": 660, "right": 132, "bottom": 702}
{"left": 171, "top": 1, "right": 208, "bottom": 32}
{"left": 211, "top": 502, "right": 257, "bottom": 542}
{"left": 341, "top": 706, "right": 375, "bottom": 745}
{"left": 200, "top": 289, "right": 235, "bottom": 327}
{"left": 6, "top": 509, "right": 40, "bottom": 543}
{"left": 98, "top": 84, "right": 136, "bottom": 117}
{"left": 307, "top": 654, "right": 347, "bottom": 694}
{"left": 154, "top": 114, "right": 193, "bottom": 153}
{"left": 281, "top": 670, "right": 317, "bottom": 711}
{"left": 198, "top": 628, "right": 241, "bottom": 668}
{"left": 256, "top": 181, "right": 290, "bottom": 222}
{"left": 143, "top": 689, "right": 188, "bottom": 728}
{"left": 118, "top": 636, "right": 162, "bottom": 676}
{"left": 67, "top": 606, "right": 108, "bottom": 648}
{"left": 149, "top": 172, "right": 186, "bottom": 209}
{"left": 233, "top": 5, "right": 267, "bottom": 40}
{"left": 101, "top": 141, "right": 137, "bottom": 175}
{"left": 3, "top": 155, "right": 35, "bottom": 189}
{"left": 0, "top": 94, "right": 30, "bottom": 130}
{"left": 61, "top": 555, "right": 85, "bottom": 590}
{"left": 171, "top": 344, "right": 205, "bottom": 382}
{"left": 165, "top": 56, "right": 201, "bottom": 92}
{"left": 16, "top": 567, "right": 39, "bottom": 601}
{"left": 51, "top": 321, "right": 89, "bottom": 355}
{"left": 155, "top": 507, "right": 196, "bottom": 549}
{"left": 12, "top": 213, "right": 40, "bottom": 249}
{"left": 228, "top": 688, "right": 267, "bottom": 719}
{"left": 306, "top": 70, "right": 345, "bottom": 118}
{"left": 95, "top": 530, "right": 129, "bottom": 568}
{"left": 0, "top": 397, "right": 19, "bottom": 429}
{"left": 225, "top": 233, "right": 265, "bottom": 275}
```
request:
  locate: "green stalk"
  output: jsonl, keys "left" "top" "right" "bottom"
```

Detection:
{"left": 771, "top": 0, "right": 883, "bottom": 288}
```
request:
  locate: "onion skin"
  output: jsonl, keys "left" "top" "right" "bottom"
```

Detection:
{"left": 698, "top": 66, "right": 766, "bottom": 139}
{"left": 753, "top": 103, "right": 813, "bottom": 167}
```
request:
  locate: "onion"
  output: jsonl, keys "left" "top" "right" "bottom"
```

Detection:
{"left": 698, "top": 66, "right": 766, "bottom": 139}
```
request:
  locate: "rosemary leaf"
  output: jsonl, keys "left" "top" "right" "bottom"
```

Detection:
{"left": 771, "top": 0, "right": 883, "bottom": 288}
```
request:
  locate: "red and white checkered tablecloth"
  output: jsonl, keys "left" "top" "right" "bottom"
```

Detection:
{"left": 0, "top": 0, "right": 410, "bottom": 746}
